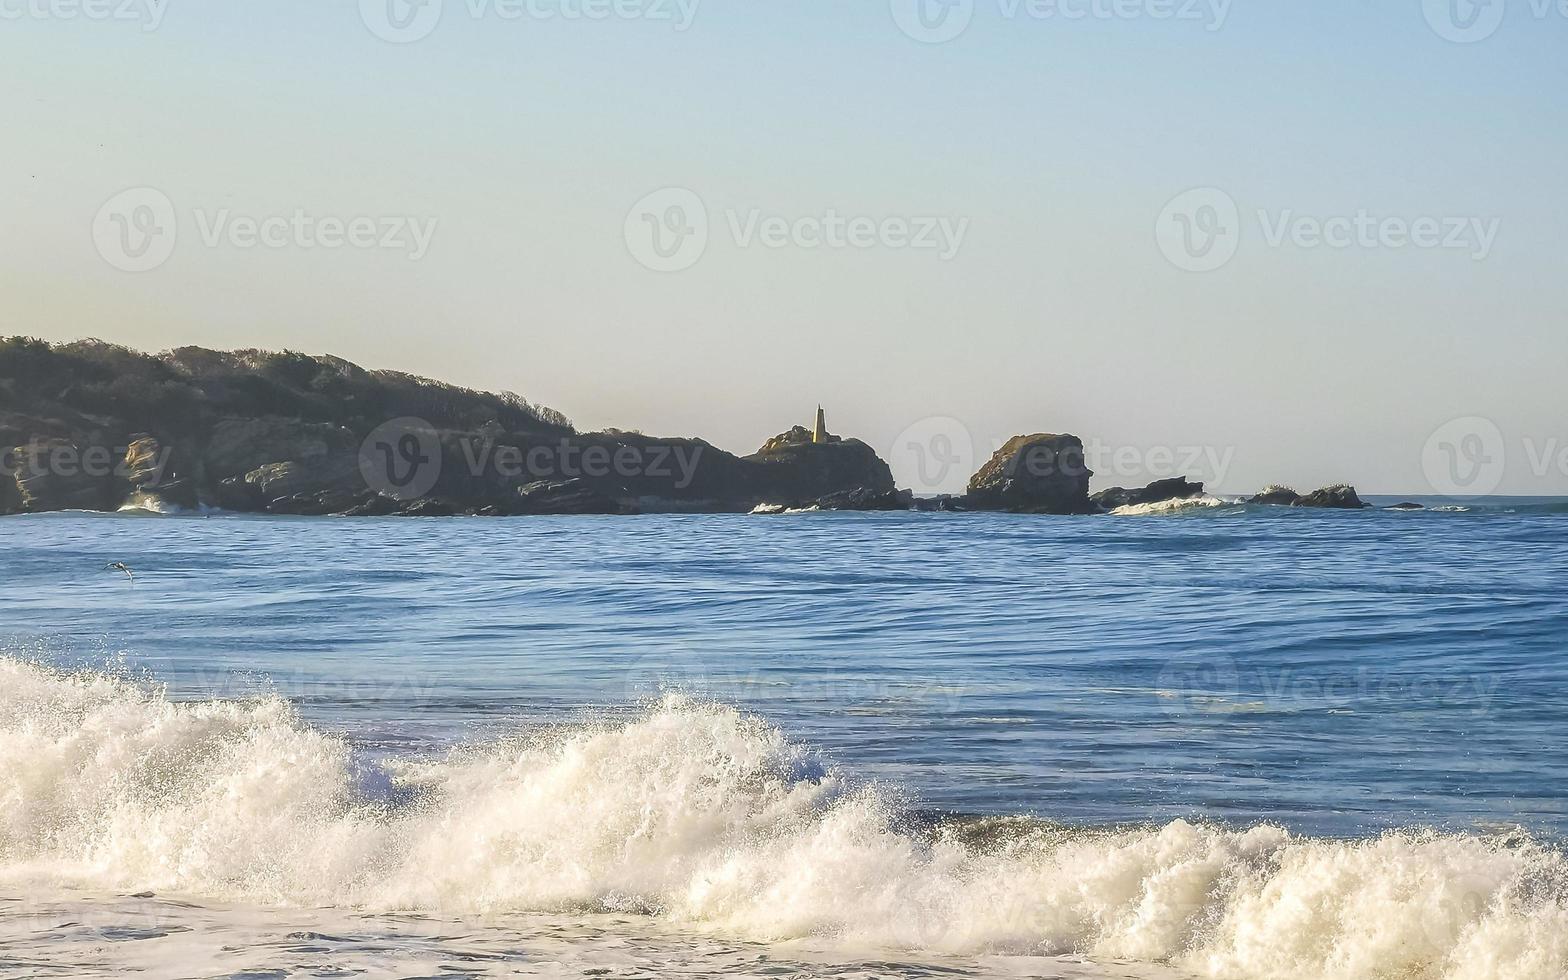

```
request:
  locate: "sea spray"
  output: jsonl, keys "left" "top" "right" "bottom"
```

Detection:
{"left": 2, "top": 656, "right": 1566, "bottom": 979}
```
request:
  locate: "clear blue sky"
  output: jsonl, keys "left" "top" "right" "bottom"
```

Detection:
{"left": 3, "top": 0, "right": 1564, "bottom": 494}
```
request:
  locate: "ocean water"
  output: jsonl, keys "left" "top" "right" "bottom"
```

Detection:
{"left": 3, "top": 501, "right": 1568, "bottom": 979}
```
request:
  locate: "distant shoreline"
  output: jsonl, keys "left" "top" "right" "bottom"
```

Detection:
{"left": 2, "top": 338, "right": 1536, "bottom": 521}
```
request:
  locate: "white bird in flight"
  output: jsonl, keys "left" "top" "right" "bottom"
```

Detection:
{"left": 106, "top": 562, "right": 134, "bottom": 582}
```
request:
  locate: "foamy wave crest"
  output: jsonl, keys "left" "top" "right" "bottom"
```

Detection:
{"left": 116, "top": 493, "right": 190, "bottom": 515}
{"left": 3, "top": 656, "right": 1566, "bottom": 979}
{"left": 1112, "top": 495, "right": 1236, "bottom": 517}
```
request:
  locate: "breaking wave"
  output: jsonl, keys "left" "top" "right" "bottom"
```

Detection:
{"left": 3, "top": 656, "right": 1567, "bottom": 979}
{"left": 1111, "top": 494, "right": 1237, "bottom": 516}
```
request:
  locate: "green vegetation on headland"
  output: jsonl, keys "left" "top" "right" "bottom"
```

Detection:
{"left": 0, "top": 338, "right": 1369, "bottom": 517}
{"left": 0, "top": 337, "right": 571, "bottom": 438}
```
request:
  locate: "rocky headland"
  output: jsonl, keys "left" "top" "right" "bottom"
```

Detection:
{"left": 1, "top": 338, "right": 1374, "bottom": 518}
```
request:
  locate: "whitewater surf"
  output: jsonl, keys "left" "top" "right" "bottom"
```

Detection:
{"left": 4, "top": 657, "right": 1566, "bottom": 980}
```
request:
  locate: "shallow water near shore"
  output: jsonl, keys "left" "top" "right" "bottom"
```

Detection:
{"left": 4, "top": 503, "right": 1568, "bottom": 978}
{"left": 2, "top": 893, "right": 1189, "bottom": 980}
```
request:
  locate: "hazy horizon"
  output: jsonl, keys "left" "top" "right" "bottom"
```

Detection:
{"left": 4, "top": 1, "right": 1564, "bottom": 496}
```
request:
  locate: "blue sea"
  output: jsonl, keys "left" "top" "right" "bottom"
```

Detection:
{"left": 4, "top": 501, "right": 1568, "bottom": 979}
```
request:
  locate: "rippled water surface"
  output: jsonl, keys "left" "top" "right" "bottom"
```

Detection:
{"left": 4, "top": 504, "right": 1567, "bottom": 835}
{"left": 4, "top": 504, "right": 1568, "bottom": 979}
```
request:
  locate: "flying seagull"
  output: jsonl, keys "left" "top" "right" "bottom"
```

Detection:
{"left": 106, "top": 562, "right": 134, "bottom": 582}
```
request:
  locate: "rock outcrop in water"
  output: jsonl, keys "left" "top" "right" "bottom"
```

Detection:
{"left": 814, "top": 487, "right": 914, "bottom": 511}
{"left": 964, "top": 434, "right": 1095, "bottom": 515}
{"left": 511, "top": 478, "right": 632, "bottom": 516}
{"left": 752, "top": 487, "right": 916, "bottom": 513}
{"left": 1249, "top": 485, "right": 1302, "bottom": 506}
{"left": 1247, "top": 484, "right": 1370, "bottom": 509}
{"left": 1293, "top": 484, "right": 1369, "bottom": 509}
{"left": 1092, "top": 477, "right": 1205, "bottom": 512}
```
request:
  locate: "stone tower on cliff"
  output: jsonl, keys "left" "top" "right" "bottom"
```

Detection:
{"left": 813, "top": 406, "right": 827, "bottom": 444}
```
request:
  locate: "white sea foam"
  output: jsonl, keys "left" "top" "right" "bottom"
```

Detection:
{"left": 3, "top": 656, "right": 1566, "bottom": 979}
{"left": 1112, "top": 494, "right": 1234, "bottom": 517}
{"left": 116, "top": 493, "right": 187, "bottom": 515}
{"left": 748, "top": 503, "right": 822, "bottom": 515}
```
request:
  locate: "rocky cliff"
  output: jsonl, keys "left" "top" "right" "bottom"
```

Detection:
{"left": 0, "top": 339, "right": 896, "bottom": 516}
{"left": 965, "top": 433, "right": 1095, "bottom": 515}
{"left": 745, "top": 425, "right": 896, "bottom": 506}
